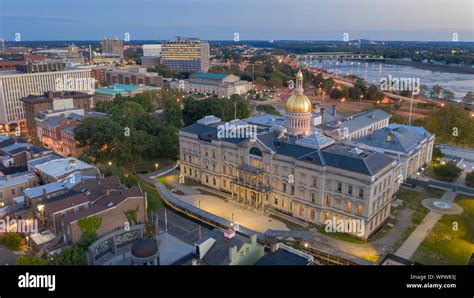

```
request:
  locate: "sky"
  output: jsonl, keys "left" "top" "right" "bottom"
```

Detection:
{"left": 0, "top": 0, "right": 473, "bottom": 41}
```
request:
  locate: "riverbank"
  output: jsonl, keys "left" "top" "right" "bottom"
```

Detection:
{"left": 385, "top": 59, "right": 474, "bottom": 75}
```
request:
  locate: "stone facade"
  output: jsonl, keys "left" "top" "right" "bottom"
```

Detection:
{"left": 179, "top": 128, "right": 402, "bottom": 240}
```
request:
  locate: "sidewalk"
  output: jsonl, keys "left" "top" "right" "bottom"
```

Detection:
{"left": 395, "top": 191, "right": 457, "bottom": 260}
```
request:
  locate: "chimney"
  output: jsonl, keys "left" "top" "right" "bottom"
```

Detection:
{"left": 271, "top": 242, "right": 279, "bottom": 253}
{"left": 42, "top": 188, "right": 47, "bottom": 201}
{"left": 224, "top": 229, "right": 235, "bottom": 240}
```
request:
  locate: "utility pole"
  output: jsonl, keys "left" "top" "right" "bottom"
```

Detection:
{"left": 408, "top": 92, "right": 414, "bottom": 125}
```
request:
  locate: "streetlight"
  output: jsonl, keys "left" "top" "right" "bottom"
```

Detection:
{"left": 108, "top": 161, "right": 112, "bottom": 166}
{"left": 232, "top": 213, "right": 235, "bottom": 223}
{"left": 155, "top": 163, "right": 159, "bottom": 171}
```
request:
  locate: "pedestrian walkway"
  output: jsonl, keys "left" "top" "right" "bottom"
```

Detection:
{"left": 395, "top": 191, "right": 457, "bottom": 260}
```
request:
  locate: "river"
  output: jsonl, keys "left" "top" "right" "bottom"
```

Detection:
{"left": 306, "top": 60, "right": 474, "bottom": 100}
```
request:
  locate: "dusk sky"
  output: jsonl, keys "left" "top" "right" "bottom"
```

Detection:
{"left": 0, "top": 0, "right": 473, "bottom": 41}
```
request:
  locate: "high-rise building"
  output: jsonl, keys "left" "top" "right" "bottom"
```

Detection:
{"left": 104, "top": 66, "right": 163, "bottom": 86}
{"left": 0, "top": 65, "right": 93, "bottom": 133}
{"left": 100, "top": 38, "right": 124, "bottom": 59}
{"left": 161, "top": 37, "right": 210, "bottom": 72}
{"left": 0, "top": 38, "right": 5, "bottom": 52}
{"left": 142, "top": 44, "right": 162, "bottom": 57}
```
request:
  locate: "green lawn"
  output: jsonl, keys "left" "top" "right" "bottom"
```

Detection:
{"left": 374, "top": 187, "right": 445, "bottom": 253}
{"left": 316, "top": 227, "right": 366, "bottom": 244}
{"left": 156, "top": 176, "right": 174, "bottom": 190}
{"left": 371, "top": 218, "right": 397, "bottom": 241}
{"left": 412, "top": 196, "right": 474, "bottom": 265}
{"left": 138, "top": 180, "right": 163, "bottom": 213}
{"left": 396, "top": 187, "right": 444, "bottom": 224}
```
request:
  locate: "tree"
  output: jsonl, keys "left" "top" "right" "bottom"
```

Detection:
{"left": 144, "top": 220, "right": 158, "bottom": 239}
{"left": 256, "top": 105, "right": 281, "bottom": 115}
{"left": 431, "top": 85, "right": 443, "bottom": 98}
{"left": 50, "top": 245, "right": 87, "bottom": 265}
{"left": 433, "top": 162, "right": 461, "bottom": 182}
{"left": 17, "top": 255, "right": 50, "bottom": 265}
{"left": 330, "top": 88, "right": 344, "bottom": 99}
{"left": 424, "top": 105, "right": 474, "bottom": 147}
{"left": 78, "top": 216, "right": 102, "bottom": 239}
{"left": 0, "top": 233, "right": 23, "bottom": 250}
{"left": 348, "top": 86, "right": 364, "bottom": 101}
{"left": 389, "top": 114, "right": 405, "bottom": 124}
{"left": 163, "top": 98, "right": 182, "bottom": 128}
{"left": 432, "top": 147, "right": 445, "bottom": 162}
{"left": 466, "top": 172, "right": 474, "bottom": 187}
{"left": 366, "top": 85, "right": 384, "bottom": 100}
{"left": 462, "top": 92, "right": 474, "bottom": 106}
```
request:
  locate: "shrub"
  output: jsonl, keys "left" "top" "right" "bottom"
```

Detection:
{"left": 433, "top": 162, "right": 461, "bottom": 182}
{"left": 0, "top": 233, "right": 23, "bottom": 251}
{"left": 466, "top": 172, "right": 474, "bottom": 187}
{"left": 17, "top": 255, "right": 49, "bottom": 265}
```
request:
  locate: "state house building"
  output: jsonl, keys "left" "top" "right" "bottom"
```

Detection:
{"left": 178, "top": 70, "right": 403, "bottom": 240}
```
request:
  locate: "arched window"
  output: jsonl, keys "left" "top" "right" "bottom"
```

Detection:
{"left": 249, "top": 147, "right": 263, "bottom": 157}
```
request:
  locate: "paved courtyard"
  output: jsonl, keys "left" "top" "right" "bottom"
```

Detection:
{"left": 180, "top": 194, "right": 290, "bottom": 233}
{"left": 0, "top": 244, "right": 17, "bottom": 265}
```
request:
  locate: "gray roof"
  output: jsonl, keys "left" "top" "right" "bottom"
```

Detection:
{"left": 200, "top": 229, "right": 247, "bottom": 265}
{"left": 328, "top": 109, "right": 391, "bottom": 134}
{"left": 255, "top": 248, "right": 312, "bottom": 265}
{"left": 320, "top": 144, "right": 394, "bottom": 176}
{"left": 356, "top": 123, "right": 432, "bottom": 153}
{"left": 180, "top": 121, "right": 395, "bottom": 176}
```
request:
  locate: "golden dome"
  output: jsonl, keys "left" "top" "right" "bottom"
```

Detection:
{"left": 296, "top": 69, "right": 303, "bottom": 79}
{"left": 286, "top": 94, "right": 312, "bottom": 113}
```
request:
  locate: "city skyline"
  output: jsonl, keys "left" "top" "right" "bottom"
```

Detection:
{"left": 0, "top": 0, "right": 473, "bottom": 41}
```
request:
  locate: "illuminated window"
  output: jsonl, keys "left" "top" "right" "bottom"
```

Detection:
{"left": 346, "top": 201, "right": 352, "bottom": 212}
{"left": 357, "top": 205, "right": 363, "bottom": 215}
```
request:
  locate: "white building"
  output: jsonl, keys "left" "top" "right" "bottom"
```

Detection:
{"left": 0, "top": 68, "right": 93, "bottom": 132}
{"left": 353, "top": 123, "right": 435, "bottom": 180}
{"left": 323, "top": 109, "right": 391, "bottom": 141}
{"left": 142, "top": 44, "right": 162, "bottom": 57}
{"left": 184, "top": 73, "right": 252, "bottom": 97}
{"left": 178, "top": 71, "right": 402, "bottom": 240}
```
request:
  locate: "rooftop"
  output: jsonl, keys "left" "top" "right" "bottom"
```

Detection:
{"left": 355, "top": 123, "right": 432, "bottom": 154}
{"left": 255, "top": 247, "right": 313, "bottom": 265}
{"left": 33, "top": 158, "right": 97, "bottom": 180}
{"left": 191, "top": 72, "right": 229, "bottom": 80}
{"left": 95, "top": 83, "right": 158, "bottom": 95}
{"left": 327, "top": 109, "right": 391, "bottom": 134}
